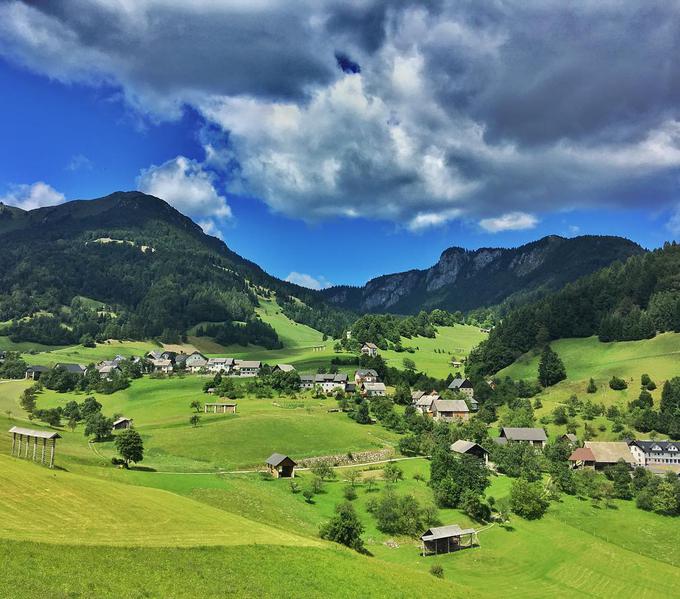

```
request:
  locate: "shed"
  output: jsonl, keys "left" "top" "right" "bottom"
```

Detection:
{"left": 420, "top": 524, "right": 478, "bottom": 556}
{"left": 266, "top": 453, "right": 297, "bottom": 478}
{"left": 25, "top": 365, "right": 49, "bottom": 380}
{"left": 9, "top": 426, "right": 61, "bottom": 468}
{"left": 273, "top": 364, "right": 295, "bottom": 373}
{"left": 451, "top": 440, "right": 489, "bottom": 465}
{"left": 112, "top": 417, "right": 133, "bottom": 431}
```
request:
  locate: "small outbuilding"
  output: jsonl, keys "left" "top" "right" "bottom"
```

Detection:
{"left": 9, "top": 426, "right": 61, "bottom": 468}
{"left": 451, "top": 440, "right": 489, "bottom": 466}
{"left": 112, "top": 417, "right": 133, "bottom": 431}
{"left": 25, "top": 365, "right": 49, "bottom": 380}
{"left": 266, "top": 453, "right": 297, "bottom": 478}
{"left": 204, "top": 402, "right": 237, "bottom": 414}
{"left": 420, "top": 524, "right": 478, "bottom": 556}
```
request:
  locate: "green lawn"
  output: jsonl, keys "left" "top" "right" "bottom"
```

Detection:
{"left": 381, "top": 325, "right": 487, "bottom": 379}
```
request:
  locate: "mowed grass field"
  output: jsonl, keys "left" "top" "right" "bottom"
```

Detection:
{"left": 381, "top": 324, "right": 487, "bottom": 379}
{"left": 498, "top": 332, "right": 680, "bottom": 440}
{"left": 0, "top": 376, "right": 400, "bottom": 472}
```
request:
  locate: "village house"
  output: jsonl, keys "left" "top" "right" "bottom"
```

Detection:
{"left": 185, "top": 351, "right": 208, "bottom": 373}
{"left": 147, "top": 351, "right": 164, "bottom": 361}
{"left": 299, "top": 374, "right": 315, "bottom": 390}
{"left": 495, "top": 427, "right": 547, "bottom": 448}
{"left": 25, "top": 365, "right": 49, "bottom": 380}
{"left": 174, "top": 353, "right": 188, "bottom": 368}
{"left": 448, "top": 376, "right": 475, "bottom": 399}
{"left": 569, "top": 441, "right": 635, "bottom": 470}
{"left": 233, "top": 360, "right": 261, "bottom": 377}
{"left": 206, "top": 357, "right": 235, "bottom": 374}
{"left": 344, "top": 382, "right": 356, "bottom": 394}
{"left": 313, "top": 373, "right": 348, "bottom": 393}
{"left": 560, "top": 433, "right": 579, "bottom": 446}
{"left": 413, "top": 391, "right": 440, "bottom": 415}
{"left": 273, "top": 364, "right": 295, "bottom": 373}
{"left": 161, "top": 351, "right": 177, "bottom": 362}
{"left": 150, "top": 358, "right": 173, "bottom": 374}
{"left": 361, "top": 342, "right": 379, "bottom": 358}
{"left": 432, "top": 399, "right": 470, "bottom": 422}
{"left": 265, "top": 453, "right": 296, "bottom": 478}
{"left": 362, "top": 381, "right": 387, "bottom": 397}
{"left": 97, "top": 362, "right": 121, "bottom": 379}
{"left": 450, "top": 440, "right": 489, "bottom": 466}
{"left": 204, "top": 402, "right": 237, "bottom": 414}
{"left": 112, "top": 417, "right": 133, "bottom": 431}
{"left": 628, "top": 440, "right": 680, "bottom": 467}
{"left": 354, "top": 368, "right": 379, "bottom": 385}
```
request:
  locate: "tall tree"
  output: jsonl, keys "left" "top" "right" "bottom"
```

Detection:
{"left": 538, "top": 345, "right": 566, "bottom": 387}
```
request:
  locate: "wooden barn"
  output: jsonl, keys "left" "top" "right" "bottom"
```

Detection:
{"left": 266, "top": 453, "right": 297, "bottom": 478}
{"left": 420, "top": 524, "right": 478, "bottom": 556}
{"left": 112, "top": 417, "right": 133, "bottom": 431}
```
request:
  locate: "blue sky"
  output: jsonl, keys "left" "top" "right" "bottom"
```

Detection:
{"left": 1, "top": 2, "right": 679, "bottom": 288}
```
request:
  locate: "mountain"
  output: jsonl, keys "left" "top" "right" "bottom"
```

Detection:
{"left": 0, "top": 191, "right": 352, "bottom": 345}
{"left": 321, "top": 235, "right": 645, "bottom": 314}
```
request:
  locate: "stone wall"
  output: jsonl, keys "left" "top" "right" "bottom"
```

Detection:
{"left": 298, "top": 448, "right": 396, "bottom": 468}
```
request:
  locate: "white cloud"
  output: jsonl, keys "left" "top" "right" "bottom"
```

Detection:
{"left": 479, "top": 212, "right": 538, "bottom": 233}
{"left": 66, "top": 154, "right": 93, "bottom": 171}
{"left": 4, "top": 2, "right": 680, "bottom": 228}
{"left": 285, "top": 272, "right": 333, "bottom": 290}
{"left": 667, "top": 205, "right": 680, "bottom": 235}
{"left": 0, "top": 181, "right": 66, "bottom": 210}
{"left": 197, "top": 219, "right": 224, "bottom": 240}
{"left": 137, "top": 156, "right": 231, "bottom": 236}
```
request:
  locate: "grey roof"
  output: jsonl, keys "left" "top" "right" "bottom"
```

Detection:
{"left": 274, "top": 364, "right": 295, "bottom": 372}
{"left": 265, "top": 453, "right": 296, "bottom": 467}
{"left": 356, "top": 369, "right": 378, "bottom": 377}
{"left": 363, "top": 342, "right": 378, "bottom": 349}
{"left": 421, "top": 524, "right": 476, "bottom": 541}
{"left": 451, "top": 440, "right": 488, "bottom": 455}
{"left": 415, "top": 395, "right": 437, "bottom": 408}
{"left": 448, "top": 377, "right": 473, "bottom": 390}
{"left": 236, "top": 360, "right": 261, "bottom": 368}
{"left": 629, "top": 440, "right": 680, "bottom": 453}
{"left": 26, "top": 365, "right": 49, "bottom": 372}
{"left": 147, "top": 351, "right": 164, "bottom": 360}
{"left": 562, "top": 433, "right": 578, "bottom": 443}
{"left": 112, "top": 417, "right": 133, "bottom": 426}
{"left": 411, "top": 390, "right": 425, "bottom": 401}
{"left": 584, "top": 441, "right": 634, "bottom": 464}
{"left": 9, "top": 426, "right": 61, "bottom": 439}
{"left": 300, "top": 374, "right": 315, "bottom": 383}
{"left": 314, "top": 373, "right": 347, "bottom": 383}
{"left": 501, "top": 427, "right": 547, "bottom": 442}
{"left": 55, "top": 363, "right": 86, "bottom": 374}
{"left": 363, "top": 382, "right": 386, "bottom": 392}
{"left": 434, "top": 399, "right": 469, "bottom": 413}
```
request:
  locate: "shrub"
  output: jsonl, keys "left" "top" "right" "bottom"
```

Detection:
{"left": 319, "top": 502, "right": 365, "bottom": 552}
{"left": 609, "top": 376, "right": 628, "bottom": 391}
{"left": 509, "top": 478, "right": 549, "bottom": 520}
{"left": 586, "top": 378, "right": 597, "bottom": 393}
{"left": 343, "top": 485, "right": 358, "bottom": 501}
{"left": 302, "top": 489, "right": 314, "bottom": 503}
{"left": 429, "top": 565, "right": 444, "bottom": 578}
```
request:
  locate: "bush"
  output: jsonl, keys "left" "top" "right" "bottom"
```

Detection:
{"left": 343, "top": 485, "right": 358, "bottom": 501}
{"left": 429, "top": 565, "right": 444, "bottom": 578}
{"left": 609, "top": 376, "right": 628, "bottom": 390}
{"left": 509, "top": 478, "right": 549, "bottom": 520}
{"left": 319, "top": 502, "right": 365, "bottom": 552}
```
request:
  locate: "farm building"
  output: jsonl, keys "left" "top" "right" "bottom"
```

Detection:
{"left": 273, "top": 364, "right": 295, "bottom": 373}
{"left": 361, "top": 382, "right": 386, "bottom": 397}
{"left": 266, "top": 453, "right": 297, "bottom": 478}
{"left": 432, "top": 399, "right": 469, "bottom": 422}
{"left": 234, "top": 360, "right": 261, "bottom": 377}
{"left": 569, "top": 442, "right": 635, "bottom": 470}
{"left": 112, "top": 417, "right": 133, "bottom": 431}
{"left": 355, "top": 368, "right": 379, "bottom": 385}
{"left": 25, "top": 365, "right": 49, "bottom": 380}
{"left": 55, "top": 363, "right": 87, "bottom": 375}
{"left": 9, "top": 426, "right": 61, "bottom": 468}
{"left": 413, "top": 391, "right": 439, "bottom": 415}
{"left": 206, "top": 357, "right": 234, "bottom": 374}
{"left": 361, "top": 343, "right": 379, "bottom": 357}
{"left": 420, "top": 524, "right": 478, "bottom": 556}
{"left": 185, "top": 352, "right": 208, "bottom": 372}
{"left": 448, "top": 376, "right": 474, "bottom": 399}
{"left": 150, "top": 359, "right": 173, "bottom": 374}
{"left": 450, "top": 440, "right": 489, "bottom": 466}
{"left": 495, "top": 427, "right": 547, "bottom": 448}
{"left": 629, "top": 440, "right": 680, "bottom": 467}
{"left": 204, "top": 402, "right": 237, "bottom": 414}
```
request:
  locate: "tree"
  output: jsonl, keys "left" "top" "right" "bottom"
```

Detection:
{"left": 460, "top": 490, "right": 490, "bottom": 522}
{"left": 346, "top": 469, "right": 361, "bottom": 488}
{"left": 509, "top": 478, "right": 549, "bottom": 520}
{"left": 402, "top": 358, "right": 416, "bottom": 371}
{"left": 354, "top": 400, "right": 371, "bottom": 424}
{"left": 190, "top": 400, "right": 202, "bottom": 413}
{"left": 586, "top": 378, "right": 597, "bottom": 394}
{"left": 189, "top": 414, "right": 201, "bottom": 427}
{"left": 430, "top": 450, "right": 490, "bottom": 507}
{"left": 373, "top": 489, "right": 427, "bottom": 536}
{"left": 383, "top": 462, "right": 403, "bottom": 484}
{"left": 320, "top": 502, "right": 365, "bottom": 552}
{"left": 114, "top": 429, "right": 144, "bottom": 467}
{"left": 652, "top": 476, "right": 679, "bottom": 514}
{"left": 538, "top": 345, "right": 566, "bottom": 387}
{"left": 609, "top": 376, "right": 628, "bottom": 391}
{"left": 80, "top": 396, "right": 102, "bottom": 419}
{"left": 311, "top": 460, "right": 336, "bottom": 481}
{"left": 84, "top": 413, "right": 113, "bottom": 441}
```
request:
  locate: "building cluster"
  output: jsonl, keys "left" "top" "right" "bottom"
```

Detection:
{"left": 299, "top": 368, "right": 387, "bottom": 396}
{"left": 148, "top": 350, "right": 262, "bottom": 377}
{"left": 410, "top": 377, "right": 478, "bottom": 422}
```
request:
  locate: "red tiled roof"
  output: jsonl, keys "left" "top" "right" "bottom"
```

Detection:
{"left": 569, "top": 447, "right": 595, "bottom": 462}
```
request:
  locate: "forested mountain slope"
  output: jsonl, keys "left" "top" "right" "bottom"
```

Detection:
{"left": 0, "top": 192, "right": 352, "bottom": 345}
{"left": 468, "top": 242, "right": 680, "bottom": 377}
{"left": 321, "top": 235, "right": 644, "bottom": 313}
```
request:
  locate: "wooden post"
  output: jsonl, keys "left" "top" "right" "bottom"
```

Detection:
{"left": 49, "top": 438, "right": 55, "bottom": 469}
{"left": 41, "top": 438, "right": 46, "bottom": 465}
{"left": 32, "top": 437, "right": 37, "bottom": 462}
{"left": 17, "top": 434, "right": 22, "bottom": 458}
{"left": 24, "top": 435, "right": 30, "bottom": 458}
{"left": 11, "top": 432, "right": 16, "bottom": 456}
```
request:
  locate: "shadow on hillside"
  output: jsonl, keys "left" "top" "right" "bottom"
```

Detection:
{"left": 129, "top": 466, "right": 157, "bottom": 472}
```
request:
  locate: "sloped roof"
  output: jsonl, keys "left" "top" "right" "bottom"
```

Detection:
{"left": 112, "top": 417, "right": 133, "bottom": 426}
{"left": 434, "top": 399, "right": 469, "bottom": 413}
{"left": 569, "top": 447, "right": 596, "bottom": 462}
{"left": 265, "top": 453, "right": 296, "bottom": 467}
{"left": 55, "top": 363, "right": 86, "bottom": 373}
{"left": 9, "top": 426, "right": 61, "bottom": 439}
{"left": 584, "top": 441, "right": 634, "bottom": 464}
{"left": 448, "top": 377, "right": 473, "bottom": 390}
{"left": 501, "top": 427, "right": 547, "bottom": 442}
{"left": 356, "top": 369, "right": 378, "bottom": 377}
{"left": 236, "top": 360, "right": 261, "bottom": 368}
{"left": 363, "top": 382, "right": 386, "bottom": 391}
{"left": 26, "top": 365, "right": 49, "bottom": 372}
{"left": 274, "top": 364, "right": 295, "bottom": 372}
{"left": 630, "top": 440, "right": 680, "bottom": 453}
{"left": 421, "top": 524, "right": 476, "bottom": 541}
{"left": 363, "top": 342, "right": 378, "bottom": 349}
{"left": 451, "top": 440, "right": 488, "bottom": 455}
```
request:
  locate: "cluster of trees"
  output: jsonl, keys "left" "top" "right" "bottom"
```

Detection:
{"left": 467, "top": 242, "right": 680, "bottom": 377}
{"left": 0, "top": 353, "right": 27, "bottom": 379}
{"left": 195, "top": 318, "right": 282, "bottom": 349}
{"left": 40, "top": 361, "right": 140, "bottom": 395}
{"left": 277, "top": 295, "right": 355, "bottom": 339}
